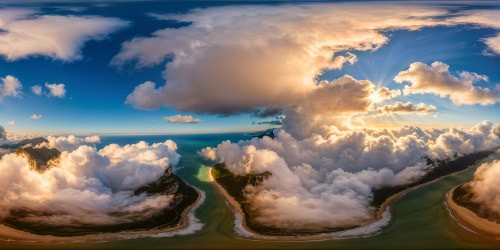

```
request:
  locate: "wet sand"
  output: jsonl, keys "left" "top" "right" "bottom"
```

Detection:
{"left": 445, "top": 187, "right": 500, "bottom": 238}
{"left": 0, "top": 189, "right": 203, "bottom": 243}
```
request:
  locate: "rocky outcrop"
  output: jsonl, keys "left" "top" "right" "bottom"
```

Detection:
{"left": 16, "top": 146, "right": 61, "bottom": 171}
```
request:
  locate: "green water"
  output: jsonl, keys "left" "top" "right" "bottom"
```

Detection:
{"left": 1, "top": 134, "right": 499, "bottom": 249}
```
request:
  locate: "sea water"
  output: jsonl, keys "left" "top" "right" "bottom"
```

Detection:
{"left": 2, "top": 134, "right": 498, "bottom": 249}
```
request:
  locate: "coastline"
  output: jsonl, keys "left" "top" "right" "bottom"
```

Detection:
{"left": 209, "top": 167, "right": 390, "bottom": 241}
{"left": 209, "top": 158, "right": 493, "bottom": 241}
{"left": 0, "top": 188, "right": 204, "bottom": 243}
{"left": 445, "top": 187, "right": 500, "bottom": 239}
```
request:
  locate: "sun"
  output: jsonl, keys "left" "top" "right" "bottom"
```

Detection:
{"left": 369, "top": 92, "right": 382, "bottom": 103}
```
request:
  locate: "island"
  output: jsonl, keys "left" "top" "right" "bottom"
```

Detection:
{"left": 0, "top": 138, "right": 201, "bottom": 241}
{"left": 210, "top": 151, "right": 496, "bottom": 238}
{"left": 446, "top": 160, "right": 500, "bottom": 238}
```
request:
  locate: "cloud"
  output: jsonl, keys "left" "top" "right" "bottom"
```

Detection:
{"left": 6, "top": 121, "right": 15, "bottom": 126}
{"left": 394, "top": 61, "right": 499, "bottom": 105}
{"left": 114, "top": 4, "right": 453, "bottom": 114}
{"left": 377, "top": 102, "right": 437, "bottom": 115}
{"left": 449, "top": 9, "right": 500, "bottom": 56}
{"left": 38, "top": 135, "right": 101, "bottom": 151}
{"left": 30, "top": 114, "right": 42, "bottom": 120}
{"left": 0, "top": 137, "right": 181, "bottom": 226}
{"left": 0, "top": 126, "right": 6, "bottom": 141}
{"left": 0, "top": 9, "right": 129, "bottom": 61}
{"left": 254, "top": 116, "right": 284, "bottom": 125}
{"left": 280, "top": 75, "right": 377, "bottom": 140}
{"left": 201, "top": 121, "right": 500, "bottom": 231}
{"left": 164, "top": 115, "right": 201, "bottom": 124}
{"left": 372, "top": 87, "right": 401, "bottom": 103}
{"left": 31, "top": 83, "right": 66, "bottom": 97}
{"left": 483, "top": 34, "right": 500, "bottom": 55}
{"left": 44, "top": 83, "right": 66, "bottom": 98}
{"left": 465, "top": 159, "right": 500, "bottom": 218}
{"left": 31, "top": 85, "right": 42, "bottom": 95}
{"left": 0, "top": 75, "right": 22, "bottom": 101}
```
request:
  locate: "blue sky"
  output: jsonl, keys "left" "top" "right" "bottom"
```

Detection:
{"left": 0, "top": 1, "right": 498, "bottom": 135}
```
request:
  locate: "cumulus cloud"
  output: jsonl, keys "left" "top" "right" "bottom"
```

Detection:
{"left": 115, "top": 4, "right": 500, "bottom": 115}
{"left": 395, "top": 61, "right": 499, "bottom": 105}
{"left": 0, "top": 75, "right": 22, "bottom": 101}
{"left": 202, "top": 121, "right": 499, "bottom": 230}
{"left": 377, "top": 102, "right": 437, "bottom": 115}
{"left": 31, "top": 85, "right": 42, "bottom": 96}
{"left": 164, "top": 115, "right": 201, "bottom": 124}
{"left": 37, "top": 135, "right": 101, "bottom": 151}
{"left": 44, "top": 83, "right": 66, "bottom": 98}
{"left": 0, "top": 8, "right": 128, "bottom": 61}
{"left": 280, "top": 75, "right": 377, "bottom": 139}
{"left": 30, "top": 114, "right": 42, "bottom": 120}
{"left": 373, "top": 87, "right": 401, "bottom": 103}
{"left": 465, "top": 159, "right": 500, "bottom": 218}
{"left": 0, "top": 138, "right": 181, "bottom": 226}
{"left": 31, "top": 83, "right": 67, "bottom": 97}
{"left": 114, "top": 4, "right": 453, "bottom": 114}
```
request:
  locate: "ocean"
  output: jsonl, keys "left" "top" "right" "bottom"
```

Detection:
{"left": 2, "top": 134, "right": 499, "bottom": 249}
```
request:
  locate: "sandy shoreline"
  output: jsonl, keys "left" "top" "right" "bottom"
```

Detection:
{"left": 209, "top": 161, "right": 489, "bottom": 241}
{"left": 445, "top": 187, "right": 500, "bottom": 239}
{"left": 0, "top": 188, "right": 204, "bottom": 243}
{"left": 209, "top": 167, "right": 391, "bottom": 241}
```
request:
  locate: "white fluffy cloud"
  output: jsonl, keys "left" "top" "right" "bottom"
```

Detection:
{"left": 466, "top": 159, "right": 500, "bottom": 217}
{"left": 31, "top": 83, "right": 67, "bottom": 97}
{"left": 377, "top": 102, "right": 437, "bottom": 115}
{"left": 30, "top": 114, "right": 42, "bottom": 120}
{"left": 44, "top": 83, "right": 66, "bottom": 98}
{"left": 202, "top": 121, "right": 499, "bottom": 230}
{"left": 0, "top": 138, "right": 181, "bottom": 226}
{"left": 31, "top": 85, "right": 42, "bottom": 95}
{"left": 115, "top": 4, "right": 500, "bottom": 115}
{"left": 164, "top": 115, "right": 201, "bottom": 124}
{"left": 0, "top": 9, "right": 128, "bottom": 61}
{"left": 114, "top": 4, "right": 452, "bottom": 114}
{"left": 38, "top": 135, "right": 101, "bottom": 151}
{"left": 0, "top": 75, "right": 22, "bottom": 101}
{"left": 395, "top": 61, "right": 499, "bottom": 105}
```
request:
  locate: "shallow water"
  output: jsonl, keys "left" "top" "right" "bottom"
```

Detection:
{"left": 1, "top": 134, "right": 498, "bottom": 249}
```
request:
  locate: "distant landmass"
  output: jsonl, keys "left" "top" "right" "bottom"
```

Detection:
{"left": 0, "top": 137, "right": 48, "bottom": 150}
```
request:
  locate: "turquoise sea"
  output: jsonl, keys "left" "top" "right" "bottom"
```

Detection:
{"left": 1, "top": 134, "right": 499, "bottom": 249}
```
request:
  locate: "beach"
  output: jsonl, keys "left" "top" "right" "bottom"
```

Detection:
{"left": 0, "top": 188, "right": 203, "bottom": 243}
{"left": 445, "top": 187, "right": 500, "bottom": 238}
{"left": 209, "top": 160, "right": 494, "bottom": 241}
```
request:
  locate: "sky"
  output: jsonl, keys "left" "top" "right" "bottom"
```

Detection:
{"left": 0, "top": 0, "right": 499, "bottom": 135}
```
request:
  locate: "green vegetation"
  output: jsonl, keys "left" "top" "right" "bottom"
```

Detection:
{"left": 213, "top": 150, "right": 496, "bottom": 236}
{"left": 372, "top": 151, "right": 494, "bottom": 207}
{"left": 212, "top": 163, "right": 354, "bottom": 236}
{"left": 2, "top": 170, "right": 200, "bottom": 236}
{"left": 453, "top": 184, "right": 500, "bottom": 223}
